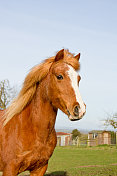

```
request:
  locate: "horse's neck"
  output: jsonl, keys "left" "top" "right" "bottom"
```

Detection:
{"left": 29, "top": 79, "right": 57, "bottom": 137}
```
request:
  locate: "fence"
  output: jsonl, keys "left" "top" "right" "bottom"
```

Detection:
{"left": 72, "top": 133, "right": 117, "bottom": 147}
{"left": 57, "top": 132, "right": 117, "bottom": 147}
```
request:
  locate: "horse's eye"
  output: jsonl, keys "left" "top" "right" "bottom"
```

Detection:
{"left": 56, "top": 75, "right": 63, "bottom": 80}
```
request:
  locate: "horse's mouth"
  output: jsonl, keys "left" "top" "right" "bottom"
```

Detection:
{"left": 67, "top": 110, "right": 85, "bottom": 121}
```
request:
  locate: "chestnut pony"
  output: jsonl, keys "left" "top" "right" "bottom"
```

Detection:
{"left": 0, "top": 49, "right": 86, "bottom": 176}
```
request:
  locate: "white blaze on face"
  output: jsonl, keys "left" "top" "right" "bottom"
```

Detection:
{"left": 67, "top": 65, "right": 86, "bottom": 117}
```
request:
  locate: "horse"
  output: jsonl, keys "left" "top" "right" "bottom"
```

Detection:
{"left": 0, "top": 49, "right": 86, "bottom": 176}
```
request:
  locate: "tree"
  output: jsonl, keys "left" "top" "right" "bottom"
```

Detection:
{"left": 104, "top": 113, "right": 117, "bottom": 129}
{"left": 0, "top": 79, "right": 17, "bottom": 110}
{"left": 72, "top": 129, "right": 81, "bottom": 140}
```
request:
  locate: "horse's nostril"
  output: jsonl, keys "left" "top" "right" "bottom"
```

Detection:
{"left": 73, "top": 105, "right": 79, "bottom": 116}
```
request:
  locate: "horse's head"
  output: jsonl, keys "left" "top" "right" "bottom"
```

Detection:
{"left": 48, "top": 49, "right": 86, "bottom": 121}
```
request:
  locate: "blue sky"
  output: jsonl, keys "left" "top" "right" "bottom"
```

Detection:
{"left": 0, "top": 0, "right": 117, "bottom": 131}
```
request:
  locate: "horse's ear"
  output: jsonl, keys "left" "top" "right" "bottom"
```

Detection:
{"left": 55, "top": 49, "right": 64, "bottom": 62}
{"left": 74, "top": 53, "right": 80, "bottom": 61}
{"left": 78, "top": 75, "right": 81, "bottom": 85}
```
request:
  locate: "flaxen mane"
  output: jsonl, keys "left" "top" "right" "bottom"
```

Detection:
{"left": 3, "top": 50, "right": 80, "bottom": 125}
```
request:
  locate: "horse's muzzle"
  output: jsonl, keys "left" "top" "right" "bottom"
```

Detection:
{"left": 67, "top": 105, "right": 86, "bottom": 121}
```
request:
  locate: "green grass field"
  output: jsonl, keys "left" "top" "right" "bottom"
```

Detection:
{"left": 46, "top": 145, "right": 117, "bottom": 176}
{"left": 1, "top": 145, "right": 117, "bottom": 176}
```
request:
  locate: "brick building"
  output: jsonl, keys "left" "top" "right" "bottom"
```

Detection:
{"left": 56, "top": 132, "right": 72, "bottom": 146}
{"left": 88, "top": 130, "right": 111, "bottom": 146}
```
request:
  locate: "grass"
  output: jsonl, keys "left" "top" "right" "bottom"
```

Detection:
{"left": 1, "top": 146, "right": 117, "bottom": 176}
{"left": 46, "top": 145, "right": 117, "bottom": 176}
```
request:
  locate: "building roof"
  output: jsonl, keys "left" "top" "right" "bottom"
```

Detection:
{"left": 56, "top": 132, "right": 71, "bottom": 136}
{"left": 89, "top": 130, "right": 111, "bottom": 134}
